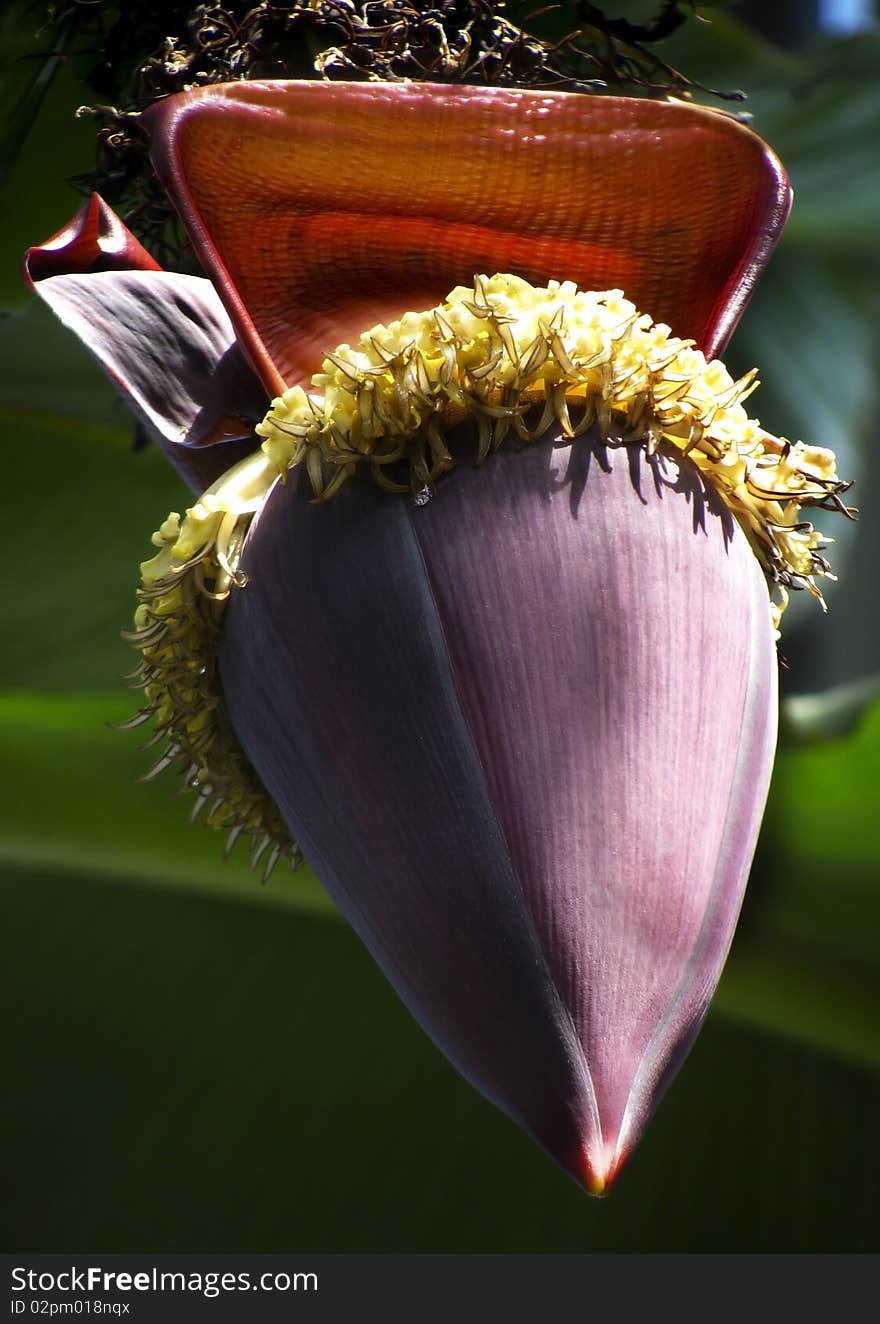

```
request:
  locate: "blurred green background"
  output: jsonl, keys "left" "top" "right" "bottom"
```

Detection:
{"left": 2, "top": 1, "right": 879, "bottom": 1252}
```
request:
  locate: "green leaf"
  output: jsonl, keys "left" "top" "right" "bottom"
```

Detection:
{"left": 3, "top": 857, "right": 880, "bottom": 1251}
{"left": 0, "top": 58, "right": 94, "bottom": 308}
{"left": 715, "top": 699, "right": 880, "bottom": 1071}
{"left": 2, "top": 685, "right": 877, "bottom": 1074}
{"left": 768, "top": 35, "right": 880, "bottom": 253}
{"left": 762, "top": 698, "right": 880, "bottom": 948}
{"left": 0, "top": 2, "right": 72, "bottom": 183}
{"left": 780, "top": 672, "right": 880, "bottom": 744}
{"left": 1, "top": 301, "right": 189, "bottom": 692}
{"left": 716, "top": 935, "right": 880, "bottom": 1072}
{"left": 0, "top": 689, "right": 328, "bottom": 911}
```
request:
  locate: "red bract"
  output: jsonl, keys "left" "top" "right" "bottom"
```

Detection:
{"left": 27, "top": 83, "right": 798, "bottom": 1193}
{"left": 145, "top": 82, "right": 790, "bottom": 391}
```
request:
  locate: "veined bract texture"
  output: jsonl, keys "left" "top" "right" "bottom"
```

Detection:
{"left": 27, "top": 81, "right": 846, "bottom": 1193}
{"left": 220, "top": 428, "right": 778, "bottom": 1192}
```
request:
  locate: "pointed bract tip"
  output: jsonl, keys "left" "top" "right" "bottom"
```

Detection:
{"left": 25, "top": 192, "right": 161, "bottom": 286}
{"left": 585, "top": 1170, "right": 608, "bottom": 1199}
{"left": 579, "top": 1144, "right": 623, "bottom": 1199}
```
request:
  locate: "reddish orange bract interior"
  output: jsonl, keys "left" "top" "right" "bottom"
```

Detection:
{"left": 147, "top": 82, "right": 790, "bottom": 396}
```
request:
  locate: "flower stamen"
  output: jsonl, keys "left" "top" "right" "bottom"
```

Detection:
{"left": 124, "top": 449, "right": 298, "bottom": 880}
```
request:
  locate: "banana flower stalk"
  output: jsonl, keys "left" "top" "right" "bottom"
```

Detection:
{"left": 26, "top": 83, "right": 849, "bottom": 1194}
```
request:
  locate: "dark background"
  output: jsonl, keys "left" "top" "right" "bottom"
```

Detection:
{"left": 2, "top": 1, "right": 879, "bottom": 1251}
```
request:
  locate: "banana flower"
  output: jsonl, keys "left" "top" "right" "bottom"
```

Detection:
{"left": 26, "top": 83, "right": 848, "bottom": 1194}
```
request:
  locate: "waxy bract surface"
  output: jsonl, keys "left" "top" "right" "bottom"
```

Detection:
{"left": 220, "top": 433, "right": 778, "bottom": 1190}
{"left": 25, "top": 81, "right": 791, "bottom": 1190}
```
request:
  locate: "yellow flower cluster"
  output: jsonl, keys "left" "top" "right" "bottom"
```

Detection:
{"left": 123, "top": 451, "right": 297, "bottom": 878}
{"left": 126, "top": 274, "right": 850, "bottom": 872}
{"left": 258, "top": 273, "right": 848, "bottom": 625}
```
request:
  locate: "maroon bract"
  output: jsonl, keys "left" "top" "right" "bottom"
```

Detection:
{"left": 221, "top": 429, "right": 777, "bottom": 1191}
{"left": 25, "top": 193, "right": 265, "bottom": 492}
